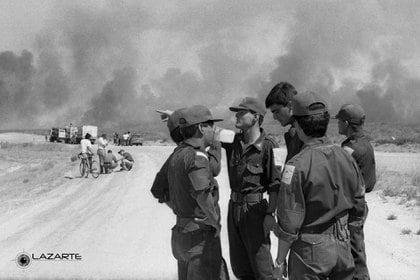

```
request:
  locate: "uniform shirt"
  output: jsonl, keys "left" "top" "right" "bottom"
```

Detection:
{"left": 276, "top": 137, "right": 366, "bottom": 244}
{"left": 80, "top": 139, "right": 92, "bottom": 154}
{"left": 122, "top": 152, "right": 134, "bottom": 162}
{"left": 342, "top": 131, "right": 376, "bottom": 193}
{"left": 284, "top": 126, "right": 304, "bottom": 163}
{"left": 151, "top": 143, "right": 222, "bottom": 204}
{"left": 222, "top": 129, "right": 281, "bottom": 194}
{"left": 167, "top": 142, "right": 217, "bottom": 219}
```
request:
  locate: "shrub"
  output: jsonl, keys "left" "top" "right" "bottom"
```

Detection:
{"left": 411, "top": 171, "right": 420, "bottom": 186}
{"left": 401, "top": 228, "right": 412, "bottom": 235}
{"left": 42, "top": 161, "right": 55, "bottom": 171}
{"left": 0, "top": 142, "right": 9, "bottom": 149}
{"left": 387, "top": 214, "right": 397, "bottom": 220}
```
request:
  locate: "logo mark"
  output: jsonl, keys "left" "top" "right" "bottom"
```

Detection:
{"left": 16, "top": 253, "right": 31, "bottom": 268}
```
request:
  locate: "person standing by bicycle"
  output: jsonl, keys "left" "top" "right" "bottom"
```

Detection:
{"left": 81, "top": 133, "right": 94, "bottom": 170}
{"left": 97, "top": 134, "right": 108, "bottom": 174}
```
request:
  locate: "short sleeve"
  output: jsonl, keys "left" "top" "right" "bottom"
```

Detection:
{"left": 187, "top": 150, "right": 211, "bottom": 192}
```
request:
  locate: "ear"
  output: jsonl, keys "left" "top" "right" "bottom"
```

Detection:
{"left": 198, "top": 123, "right": 205, "bottom": 134}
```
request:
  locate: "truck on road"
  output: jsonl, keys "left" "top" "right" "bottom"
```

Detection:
{"left": 76, "top": 125, "right": 98, "bottom": 144}
{"left": 48, "top": 127, "right": 66, "bottom": 142}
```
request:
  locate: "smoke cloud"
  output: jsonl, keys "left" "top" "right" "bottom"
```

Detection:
{"left": 0, "top": 0, "right": 419, "bottom": 130}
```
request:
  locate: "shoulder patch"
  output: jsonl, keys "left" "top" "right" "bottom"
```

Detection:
{"left": 281, "top": 164, "right": 295, "bottom": 185}
{"left": 343, "top": 146, "right": 354, "bottom": 156}
{"left": 195, "top": 151, "right": 209, "bottom": 160}
{"left": 273, "top": 148, "right": 285, "bottom": 167}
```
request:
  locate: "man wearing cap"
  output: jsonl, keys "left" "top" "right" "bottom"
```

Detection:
{"left": 167, "top": 105, "right": 229, "bottom": 280}
{"left": 223, "top": 97, "right": 281, "bottom": 280}
{"left": 335, "top": 104, "right": 376, "bottom": 280}
{"left": 118, "top": 149, "right": 134, "bottom": 171}
{"left": 265, "top": 82, "right": 304, "bottom": 162}
{"left": 274, "top": 91, "right": 367, "bottom": 280}
{"left": 151, "top": 108, "right": 223, "bottom": 214}
{"left": 150, "top": 108, "right": 186, "bottom": 208}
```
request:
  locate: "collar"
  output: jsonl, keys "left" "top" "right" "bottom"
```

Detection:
{"left": 239, "top": 129, "right": 266, "bottom": 151}
{"left": 302, "top": 136, "right": 331, "bottom": 150}
{"left": 182, "top": 138, "right": 205, "bottom": 151}
{"left": 348, "top": 131, "right": 365, "bottom": 140}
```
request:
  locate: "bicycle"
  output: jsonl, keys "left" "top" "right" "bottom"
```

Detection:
{"left": 78, "top": 153, "right": 100, "bottom": 178}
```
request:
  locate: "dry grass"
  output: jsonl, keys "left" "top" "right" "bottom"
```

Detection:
{"left": 375, "top": 166, "right": 420, "bottom": 203}
{"left": 411, "top": 171, "right": 420, "bottom": 186}
{"left": 0, "top": 142, "right": 79, "bottom": 206}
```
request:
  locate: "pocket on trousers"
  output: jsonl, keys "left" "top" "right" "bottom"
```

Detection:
{"left": 295, "top": 233, "right": 329, "bottom": 263}
{"left": 171, "top": 226, "right": 191, "bottom": 262}
{"left": 171, "top": 226, "right": 206, "bottom": 262}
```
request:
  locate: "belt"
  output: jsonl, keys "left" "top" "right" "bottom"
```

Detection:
{"left": 230, "top": 192, "right": 263, "bottom": 203}
{"left": 300, "top": 211, "right": 349, "bottom": 234}
{"left": 176, "top": 216, "right": 212, "bottom": 232}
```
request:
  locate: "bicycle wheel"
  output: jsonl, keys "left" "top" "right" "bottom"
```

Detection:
{"left": 80, "top": 160, "right": 87, "bottom": 177}
{"left": 90, "top": 160, "right": 100, "bottom": 179}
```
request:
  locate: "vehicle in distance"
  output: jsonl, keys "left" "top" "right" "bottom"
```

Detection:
{"left": 130, "top": 134, "right": 143, "bottom": 146}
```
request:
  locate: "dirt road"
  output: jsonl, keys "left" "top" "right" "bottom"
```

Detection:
{"left": 0, "top": 145, "right": 419, "bottom": 279}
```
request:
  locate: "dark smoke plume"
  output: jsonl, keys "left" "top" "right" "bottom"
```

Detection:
{"left": 1, "top": 0, "right": 419, "bottom": 130}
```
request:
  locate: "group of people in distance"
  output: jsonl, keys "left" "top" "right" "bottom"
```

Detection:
{"left": 80, "top": 133, "right": 135, "bottom": 175}
{"left": 151, "top": 82, "right": 375, "bottom": 280}
{"left": 113, "top": 131, "right": 132, "bottom": 146}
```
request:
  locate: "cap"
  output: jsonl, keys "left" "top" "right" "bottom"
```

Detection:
{"left": 179, "top": 105, "right": 223, "bottom": 127}
{"left": 291, "top": 91, "right": 328, "bottom": 116}
{"left": 155, "top": 109, "right": 174, "bottom": 122}
{"left": 118, "top": 149, "right": 125, "bottom": 154}
{"left": 167, "top": 108, "right": 187, "bottom": 132}
{"left": 334, "top": 104, "right": 365, "bottom": 124}
{"left": 229, "top": 97, "right": 266, "bottom": 116}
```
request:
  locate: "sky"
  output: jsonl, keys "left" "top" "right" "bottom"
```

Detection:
{"left": 0, "top": 0, "right": 419, "bottom": 129}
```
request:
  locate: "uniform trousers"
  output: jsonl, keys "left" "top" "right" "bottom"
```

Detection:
{"left": 288, "top": 217, "right": 355, "bottom": 280}
{"left": 227, "top": 199, "right": 274, "bottom": 280}
{"left": 171, "top": 225, "right": 229, "bottom": 280}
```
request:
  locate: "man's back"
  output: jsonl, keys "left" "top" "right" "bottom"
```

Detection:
{"left": 342, "top": 132, "right": 376, "bottom": 193}
{"left": 122, "top": 152, "right": 134, "bottom": 162}
{"left": 168, "top": 143, "right": 209, "bottom": 219}
{"left": 279, "top": 137, "right": 366, "bottom": 231}
{"left": 104, "top": 153, "right": 117, "bottom": 163}
{"left": 80, "top": 139, "right": 92, "bottom": 154}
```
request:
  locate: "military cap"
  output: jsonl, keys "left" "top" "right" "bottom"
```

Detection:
{"left": 179, "top": 105, "right": 223, "bottom": 127}
{"left": 229, "top": 97, "right": 267, "bottom": 116}
{"left": 167, "top": 108, "right": 187, "bottom": 132}
{"left": 291, "top": 91, "right": 328, "bottom": 116}
{"left": 334, "top": 104, "right": 366, "bottom": 124}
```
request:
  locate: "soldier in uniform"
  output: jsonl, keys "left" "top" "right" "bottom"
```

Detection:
{"left": 274, "top": 91, "right": 367, "bottom": 280}
{"left": 151, "top": 108, "right": 223, "bottom": 218}
{"left": 335, "top": 104, "right": 376, "bottom": 280}
{"left": 265, "top": 82, "right": 303, "bottom": 162}
{"left": 223, "top": 97, "right": 282, "bottom": 280}
{"left": 150, "top": 108, "right": 186, "bottom": 209}
{"left": 164, "top": 105, "right": 229, "bottom": 280}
